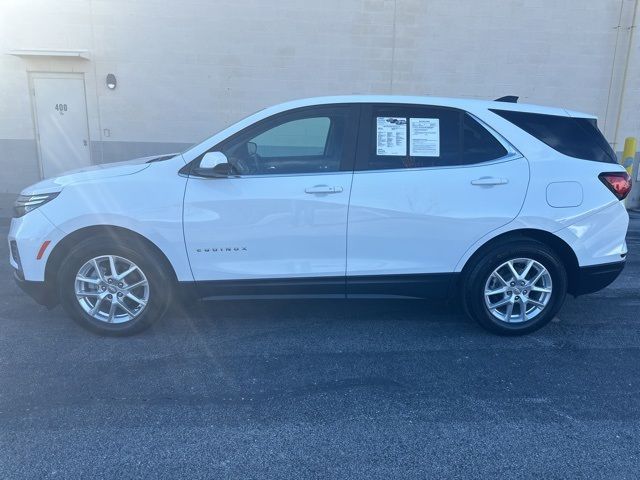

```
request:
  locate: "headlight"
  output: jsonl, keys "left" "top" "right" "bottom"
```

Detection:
{"left": 13, "top": 192, "right": 60, "bottom": 218}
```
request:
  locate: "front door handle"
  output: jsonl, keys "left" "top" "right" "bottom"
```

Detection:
{"left": 305, "top": 185, "right": 343, "bottom": 194}
{"left": 471, "top": 177, "right": 508, "bottom": 186}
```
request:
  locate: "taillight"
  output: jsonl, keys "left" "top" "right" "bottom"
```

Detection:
{"left": 599, "top": 172, "right": 632, "bottom": 200}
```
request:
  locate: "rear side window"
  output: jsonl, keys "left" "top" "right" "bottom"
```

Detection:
{"left": 369, "top": 106, "right": 461, "bottom": 169}
{"left": 490, "top": 109, "right": 617, "bottom": 164}
{"left": 363, "top": 105, "right": 508, "bottom": 170}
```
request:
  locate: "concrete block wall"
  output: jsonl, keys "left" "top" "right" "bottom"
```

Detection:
{"left": 0, "top": 0, "right": 638, "bottom": 193}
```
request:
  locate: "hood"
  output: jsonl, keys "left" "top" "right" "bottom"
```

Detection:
{"left": 21, "top": 154, "right": 178, "bottom": 195}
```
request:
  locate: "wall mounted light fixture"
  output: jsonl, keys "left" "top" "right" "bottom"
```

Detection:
{"left": 106, "top": 73, "right": 117, "bottom": 90}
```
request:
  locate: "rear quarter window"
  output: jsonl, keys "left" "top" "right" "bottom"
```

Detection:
{"left": 490, "top": 109, "right": 617, "bottom": 164}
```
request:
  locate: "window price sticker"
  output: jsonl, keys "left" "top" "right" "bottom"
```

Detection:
{"left": 376, "top": 117, "right": 407, "bottom": 156}
{"left": 410, "top": 118, "right": 440, "bottom": 157}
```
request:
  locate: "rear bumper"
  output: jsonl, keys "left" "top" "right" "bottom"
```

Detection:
{"left": 570, "top": 260, "right": 625, "bottom": 296}
{"left": 554, "top": 201, "right": 629, "bottom": 268}
{"left": 13, "top": 270, "right": 58, "bottom": 308}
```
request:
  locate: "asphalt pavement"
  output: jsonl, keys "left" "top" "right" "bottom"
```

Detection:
{"left": 1, "top": 213, "right": 639, "bottom": 479}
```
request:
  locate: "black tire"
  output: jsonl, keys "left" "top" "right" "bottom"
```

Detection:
{"left": 57, "top": 236, "right": 173, "bottom": 336}
{"left": 463, "top": 239, "right": 568, "bottom": 335}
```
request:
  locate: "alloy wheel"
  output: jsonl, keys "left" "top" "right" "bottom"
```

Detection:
{"left": 74, "top": 255, "right": 149, "bottom": 324}
{"left": 483, "top": 257, "right": 553, "bottom": 324}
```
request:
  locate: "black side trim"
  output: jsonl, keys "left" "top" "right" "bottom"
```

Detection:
{"left": 570, "top": 261, "right": 625, "bottom": 296}
{"left": 13, "top": 271, "right": 58, "bottom": 308}
{"left": 347, "top": 273, "right": 458, "bottom": 299}
{"left": 190, "top": 276, "right": 347, "bottom": 300}
{"left": 180, "top": 273, "right": 459, "bottom": 301}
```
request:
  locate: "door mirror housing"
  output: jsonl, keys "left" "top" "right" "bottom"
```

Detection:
{"left": 246, "top": 141, "right": 258, "bottom": 156}
{"left": 200, "top": 151, "right": 228, "bottom": 169}
{"left": 192, "top": 151, "right": 235, "bottom": 178}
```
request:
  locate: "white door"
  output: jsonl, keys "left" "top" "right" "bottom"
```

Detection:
{"left": 346, "top": 104, "right": 529, "bottom": 295}
{"left": 183, "top": 105, "right": 359, "bottom": 297}
{"left": 31, "top": 74, "right": 91, "bottom": 178}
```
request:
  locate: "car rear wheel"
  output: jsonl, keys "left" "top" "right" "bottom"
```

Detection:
{"left": 57, "top": 237, "right": 172, "bottom": 336}
{"left": 463, "top": 239, "right": 568, "bottom": 335}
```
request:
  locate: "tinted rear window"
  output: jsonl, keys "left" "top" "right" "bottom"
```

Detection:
{"left": 490, "top": 109, "right": 617, "bottom": 163}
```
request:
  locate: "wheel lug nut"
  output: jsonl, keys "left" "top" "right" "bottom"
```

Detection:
{"left": 118, "top": 283, "right": 123, "bottom": 288}
{"left": 520, "top": 281, "right": 525, "bottom": 285}
{"left": 507, "top": 291, "right": 512, "bottom": 296}
{"left": 515, "top": 296, "right": 520, "bottom": 301}
{"left": 117, "top": 292, "right": 123, "bottom": 298}
{"left": 510, "top": 282, "right": 515, "bottom": 286}
{"left": 107, "top": 294, "right": 112, "bottom": 299}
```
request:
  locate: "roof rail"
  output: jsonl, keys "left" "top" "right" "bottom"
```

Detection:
{"left": 494, "top": 95, "right": 519, "bottom": 103}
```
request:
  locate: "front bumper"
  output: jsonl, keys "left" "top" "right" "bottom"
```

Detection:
{"left": 8, "top": 209, "right": 64, "bottom": 282}
{"left": 13, "top": 270, "right": 58, "bottom": 308}
{"left": 570, "top": 260, "right": 626, "bottom": 296}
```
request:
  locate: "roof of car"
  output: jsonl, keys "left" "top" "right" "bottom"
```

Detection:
{"left": 266, "top": 95, "right": 596, "bottom": 119}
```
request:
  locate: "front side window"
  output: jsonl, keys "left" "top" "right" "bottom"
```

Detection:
{"left": 362, "top": 105, "right": 508, "bottom": 170}
{"left": 219, "top": 106, "right": 356, "bottom": 175}
{"left": 251, "top": 117, "right": 330, "bottom": 158}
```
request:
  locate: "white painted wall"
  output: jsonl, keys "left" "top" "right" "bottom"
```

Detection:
{"left": 0, "top": 0, "right": 638, "bottom": 193}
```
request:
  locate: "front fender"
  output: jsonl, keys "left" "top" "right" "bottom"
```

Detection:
{"left": 37, "top": 160, "right": 192, "bottom": 281}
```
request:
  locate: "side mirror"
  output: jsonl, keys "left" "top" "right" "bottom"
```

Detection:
{"left": 193, "top": 151, "right": 236, "bottom": 178}
{"left": 247, "top": 141, "right": 257, "bottom": 156}
{"left": 200, "top": 151, "right": 228, "bottom": 169}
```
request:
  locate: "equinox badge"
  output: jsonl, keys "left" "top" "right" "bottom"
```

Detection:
{"left": 196, "top": 247, "right": 248, "bottom": 253}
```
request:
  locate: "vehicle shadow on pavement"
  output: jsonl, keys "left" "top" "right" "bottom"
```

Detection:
{"left": 159, "top": 297, "right": 475, "bottom": 335}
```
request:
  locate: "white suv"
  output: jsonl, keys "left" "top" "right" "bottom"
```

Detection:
{"left": 8, "top": 96, "right": 631, "bottom": 336}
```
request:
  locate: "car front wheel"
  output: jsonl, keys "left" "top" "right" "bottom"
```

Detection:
{"left": 57, "top": 237, "right": 172, "bottom": 336}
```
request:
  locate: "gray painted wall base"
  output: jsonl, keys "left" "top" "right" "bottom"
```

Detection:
{"left": 91, "top": 141, "right": 193, "bottom": 165}
{"left": 0, "top": 139, "right": 40, "bottom": 194}
{"left": 0, "top": 192, "right": 16, "bottom": 223}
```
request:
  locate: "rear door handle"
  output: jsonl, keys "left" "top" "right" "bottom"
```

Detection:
{"left": 471, "top": 177, "right": 508, "bottom": 186}
{"left": 305, "top": 185, "right": 343, "bottom": 194}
